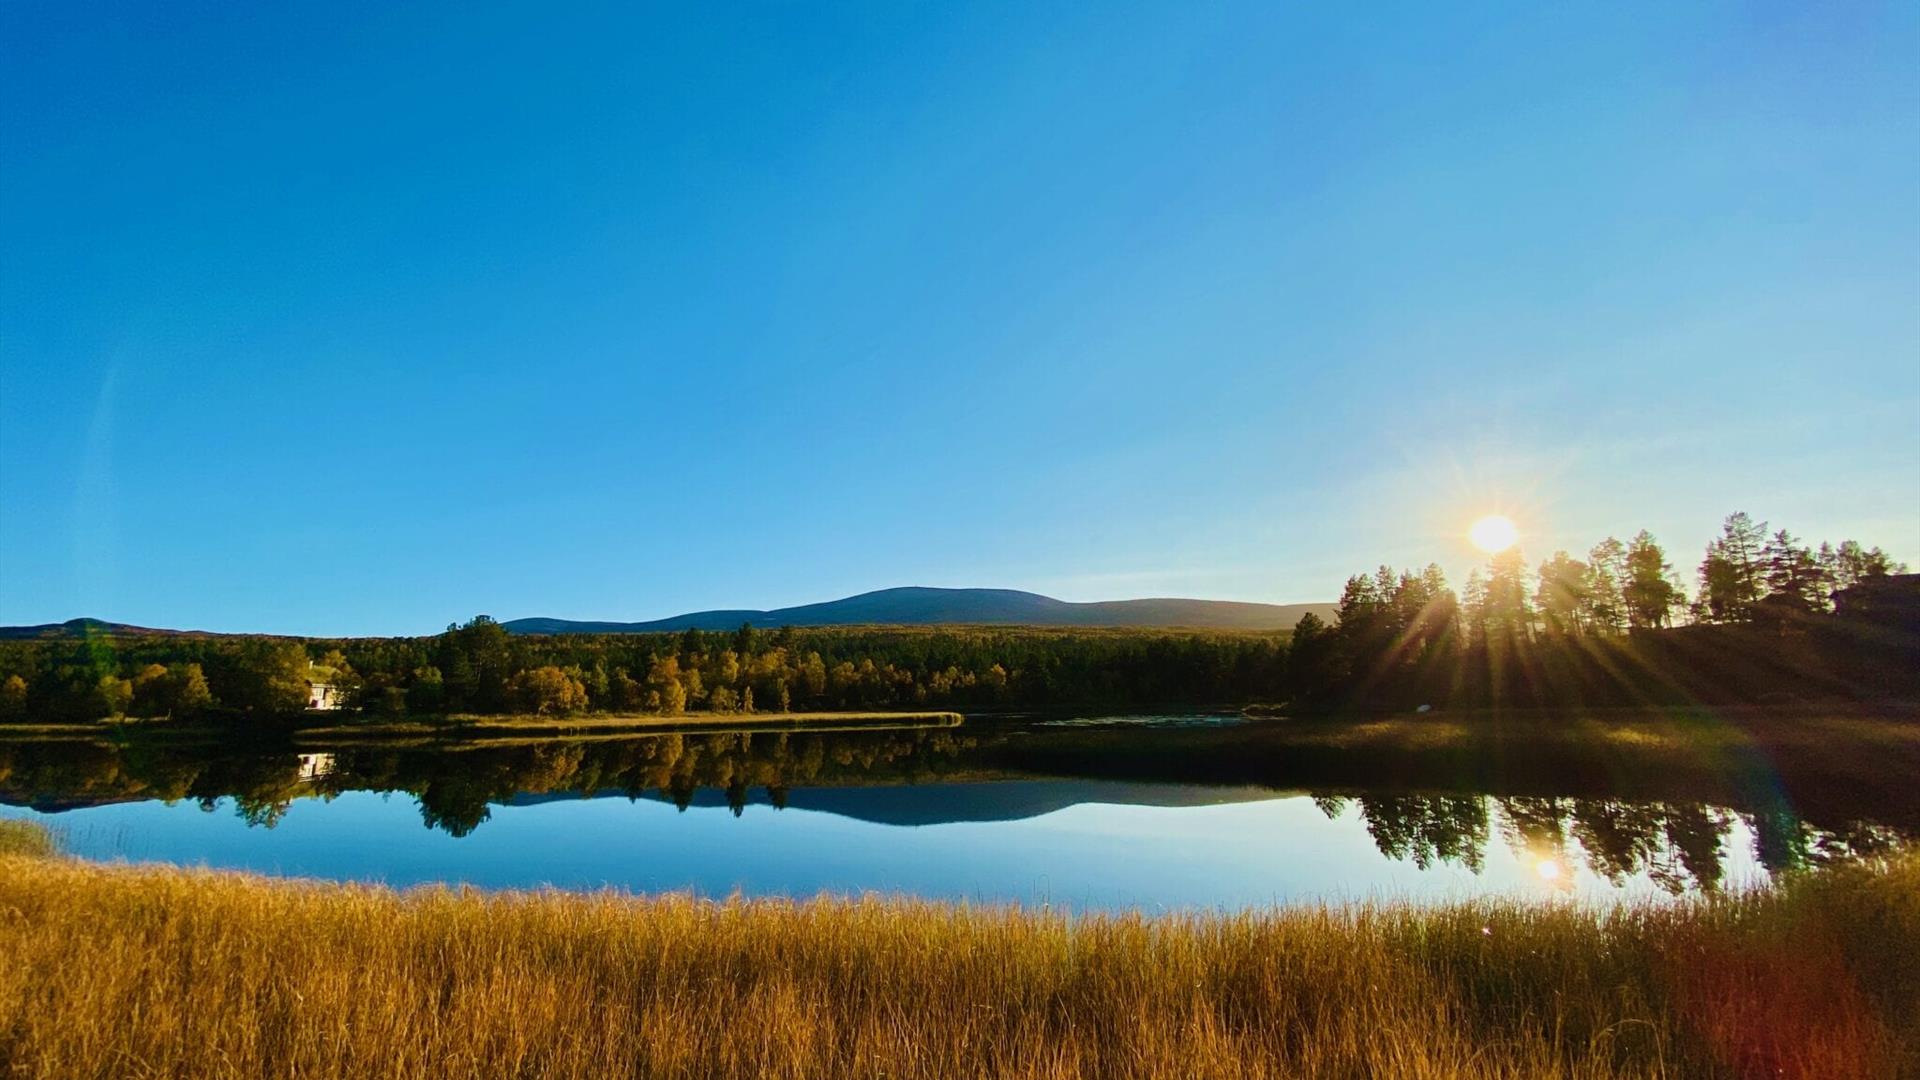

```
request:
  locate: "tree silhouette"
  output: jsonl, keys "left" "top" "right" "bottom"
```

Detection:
{"left": 1698, "top": 513, "right": 1768, "bottom": 622}
{"left": 1622, "top": 531, "right": 1683, "bottom": 629}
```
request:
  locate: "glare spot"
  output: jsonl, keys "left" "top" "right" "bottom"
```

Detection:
{"left": 1470, "top": 515, "right": 1519, "bottom": 553}
{"left": 1535, "top": 858, "right": 1562, "bottom": 882}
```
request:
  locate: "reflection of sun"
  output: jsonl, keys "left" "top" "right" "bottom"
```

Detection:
{"left": 1470, "top": 515, "right": 1519, "bottom": 553}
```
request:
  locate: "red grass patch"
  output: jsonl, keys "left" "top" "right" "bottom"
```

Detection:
{"left": 1667, "top": 924, "right": 1893, "bottom": 1078}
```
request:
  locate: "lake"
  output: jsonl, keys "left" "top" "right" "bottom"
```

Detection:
{"left": 3, "top": 711, "right": 1914, "bottom": 911}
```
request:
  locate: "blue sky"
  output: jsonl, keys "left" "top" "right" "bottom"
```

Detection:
{"left": 3, "top": 1, "right": 1916, "bottom": 635}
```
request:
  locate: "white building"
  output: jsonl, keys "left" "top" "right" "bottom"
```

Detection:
{"left": 306, "top": 682, "right": 343, "bottom": 710}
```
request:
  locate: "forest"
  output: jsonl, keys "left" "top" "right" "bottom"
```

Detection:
{"left": 0, "top": 512, "right": 1910, "bottom": 724}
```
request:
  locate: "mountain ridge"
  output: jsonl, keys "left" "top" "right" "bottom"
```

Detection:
{"left": 503, "top": 587, "right": 1334, "bottom": 634}
{"left": 0, "top": 589, "right": 1337, "bottom": 639}
{"left": 0, "top": 617, "right": 234, "bottom": 641}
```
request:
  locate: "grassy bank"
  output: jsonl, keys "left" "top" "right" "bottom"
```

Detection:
{"left": 0, "top": 834, "right": 1914, "bottom": 1078}
{"left": 0, "top": 710, "right": 967, "bottom": 742}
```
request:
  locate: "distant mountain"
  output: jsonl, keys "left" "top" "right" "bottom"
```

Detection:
{"left": 0, "top": 617, "right": 226, "bottom": 641}
{"left": 504, "top": 587, "right": 1335, "bottom": 634}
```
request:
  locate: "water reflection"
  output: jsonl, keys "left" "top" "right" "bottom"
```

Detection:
{"left": 1, "top": 713, "right": 1914, "bottom": 905}
{"left": 1300, "top": 793, "right": 1894, "bottom": 894}
{"left": 0, "top": 727, "right": 976, "bottom": 837}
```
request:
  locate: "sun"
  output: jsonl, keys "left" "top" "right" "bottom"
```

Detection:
{"left": 1469, "top": 514, "right": 1519, "bottom": 554}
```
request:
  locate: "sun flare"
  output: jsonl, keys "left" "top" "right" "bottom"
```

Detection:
{"left": 1469, "top": 515, "right": 1519, "bottom": 553}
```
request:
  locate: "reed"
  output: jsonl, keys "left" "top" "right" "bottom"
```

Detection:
{"left": 0, "top": 830, "right": 1914, "bottom": 1079}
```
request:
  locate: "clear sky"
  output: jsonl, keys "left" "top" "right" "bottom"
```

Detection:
{"left": 3, "top": 1, "right": 1916, "bottom": 636}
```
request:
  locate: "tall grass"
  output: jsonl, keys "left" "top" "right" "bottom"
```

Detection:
{"left": 0, "top": 817, "right": 55, "bottom": 858}
{"left": 0, "top": 840, "right": 1915, "bottom": 1078}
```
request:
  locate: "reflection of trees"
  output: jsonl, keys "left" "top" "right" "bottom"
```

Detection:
{"left": 1496, "top": 798, "right": 1741, "bottom": 892}
{"left": 1658, "top": 804, "right": 1732, "bottom": 892}
{"left": 187, "top": 755, "right": 306, "bottom": 828}
{"left": 339, "top": 729, "right": 977, "bottom": 835}
{"left": 1741, "top": 808, "right": 1906, "bottom": 876}
{"left": 0, "top": 728, "right": 975, "bottom": 837}
{"left": 1356, "top": 795, "right": 1489, "bottom": 872}
{"left": 1499, "top": 796, "right": 1572, "bottom": 863}
{"left": 1311, "top": 794, "right": 1350, "bottom": 820}
{"left": 1564, "top": 800, "right": 1737, "bottom": 893}
{"left": 199, "top": 792, "right": 292, "bottom": 828}
{"left": 1746, "top": 806, "right": 1818, "bottom": 875}
{"left": 1327, "top": 793, "right": 1750, "bottom": 892}
{"left": 0, "top": 742, "right": 208, "bottom": 806}
{"left": 1499, "top": 799, "right": 1734, "bottom": 892}
{"left": 4, "top": 733, "right": 1914, "bottom": 882}
{"left": 1808, "top": 819, "right": 1906, "bottom": 865}
{"left": 1569, "top": 801, "right": 1671, "bottom": 885}
{"left": 417, "top": 774, "right": 495, "bottom": 837}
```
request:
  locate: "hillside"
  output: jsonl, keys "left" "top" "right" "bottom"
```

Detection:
{"left": 503, "top": 587, "right": 1334, "bottom": 634}
{"left": 0, "top": 618, "right": 224, "bottom": 641}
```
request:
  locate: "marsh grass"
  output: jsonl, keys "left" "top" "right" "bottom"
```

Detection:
{"left": 0, "top": 818, "right": 55, "bottom": 858}
{"left": 0, "top": 841, "right": 1915, "bottom": 1078}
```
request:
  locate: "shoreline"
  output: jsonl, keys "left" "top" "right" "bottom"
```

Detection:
{"left": 293, "top": 709, "right": 964, "bottom": 740}
{"left": 0, "top": 710, "right": 966, "bottom": 743}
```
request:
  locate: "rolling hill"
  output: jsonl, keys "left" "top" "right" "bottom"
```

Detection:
{"left": 503, "top": 587, "right": 1334, "bottom": 634}
{"left": 0, "top": 618, "right": 228, "bottom": 641}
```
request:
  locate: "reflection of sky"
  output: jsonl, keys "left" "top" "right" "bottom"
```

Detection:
{"left": 1, "top": 792, "right": 1765, "bottom": 913}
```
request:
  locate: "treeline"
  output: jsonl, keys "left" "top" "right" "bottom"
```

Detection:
{"left": 1292, "top": 513, "right": 1911, "bottom": 710}
{"left": 0, "top": 622, "right": 1288, "bottom": 724}
{"left": 0, "top": 512, "right": 1908, "bottom": 724}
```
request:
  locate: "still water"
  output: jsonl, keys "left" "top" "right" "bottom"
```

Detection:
{"left": 2, "top": 714, "right": 1911, "bottom": 911}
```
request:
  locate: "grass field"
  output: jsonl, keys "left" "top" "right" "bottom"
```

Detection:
{"left": 0, "top": 823, "right": 1914, "bottom": 1078}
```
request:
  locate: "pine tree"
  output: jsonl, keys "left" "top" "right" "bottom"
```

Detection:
{"left": 1624, "top": 530, "right": 1682, "bottom": 628}
{"left": 1698, "top": 512, "right": 1767, "bottom": 621}
{"left": 1535, "top": 552, "right": 1589, "bottom": 635}
{"left": 1762, "top": 529, "right": 1829, "bottom": 612}
{"left": 1821, "top": 540, "right": 1906, "bottom": 591}
{"left": 1584, "top": 538, "right": 1628, "bottom": 633}
{"left": 1480, "top": 549, "right": 1534, "bottom": 642}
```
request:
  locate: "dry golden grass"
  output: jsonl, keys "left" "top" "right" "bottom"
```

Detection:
{"left": 0, "top": 837, "right": 1915, "bottom": 1078}
{"left": 0, "top": 819, "right": 54, "bottom": 858}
